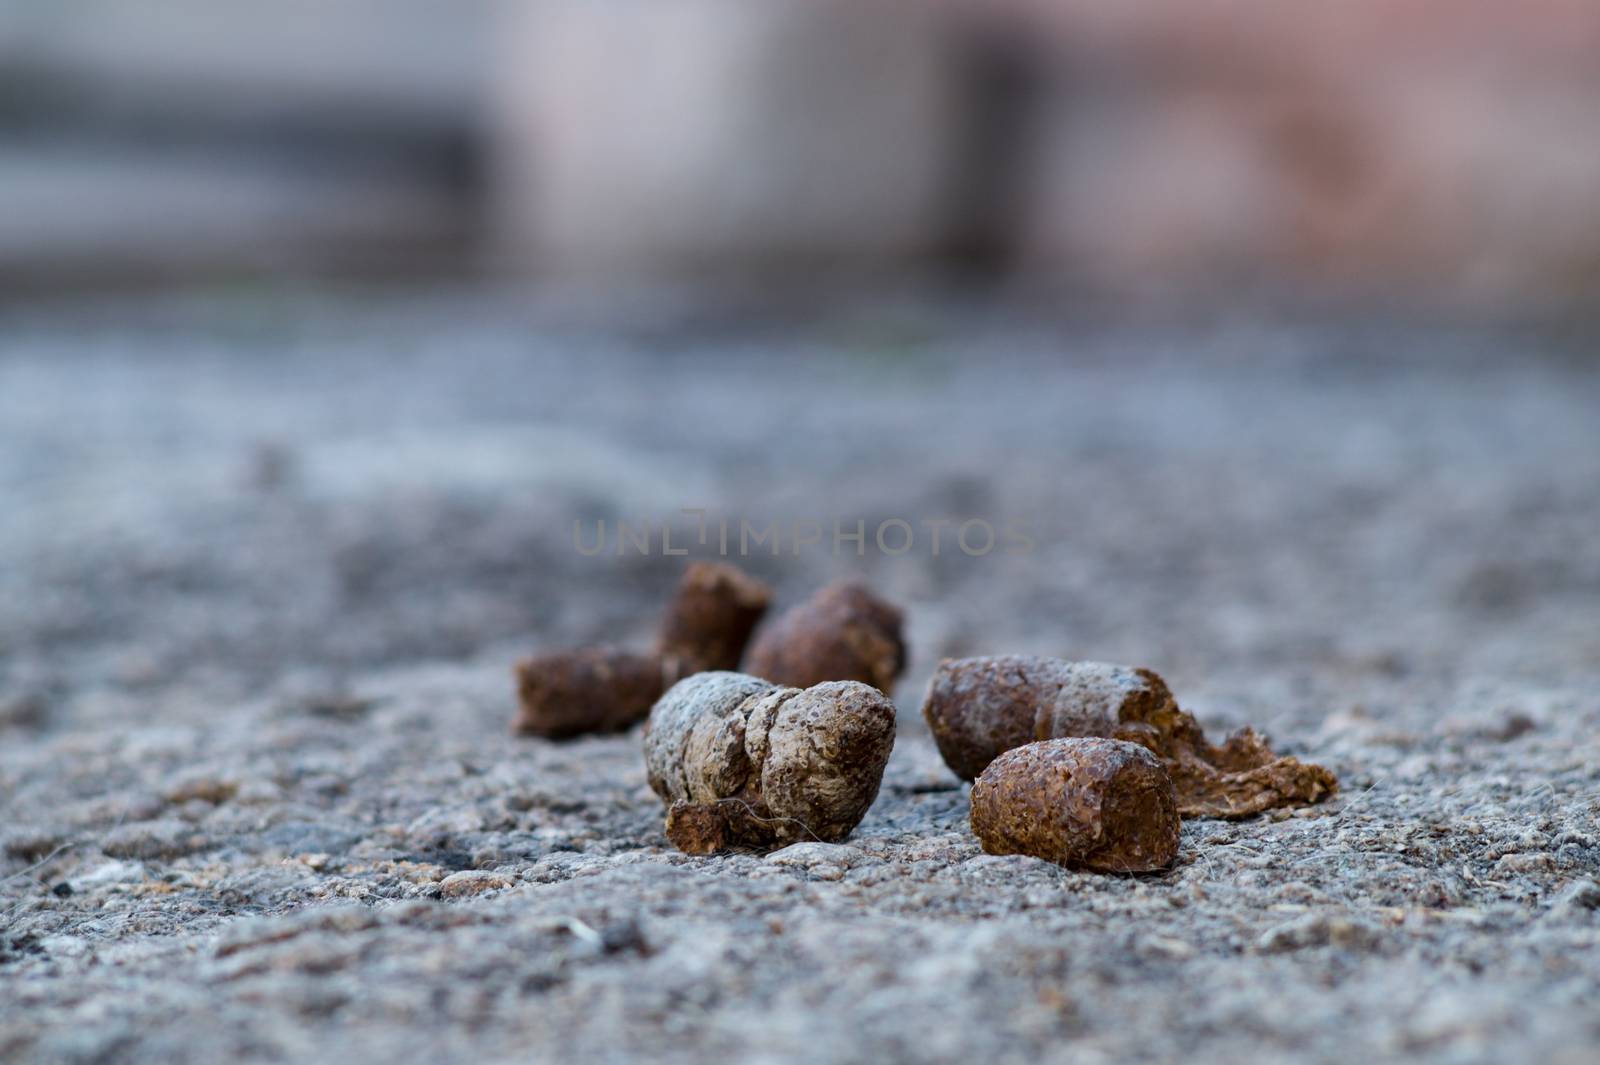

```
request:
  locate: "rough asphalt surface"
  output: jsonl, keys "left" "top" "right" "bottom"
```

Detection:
{"left": 3, "top": 292, "right": 1599, "bottom": 1064}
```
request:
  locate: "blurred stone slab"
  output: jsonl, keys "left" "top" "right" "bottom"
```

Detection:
{"left": 0, "top": 139, "right": 471, "bottom": 290}
{"left": 0, "top": 0, "right": 491, "bottom": 289}
{"left": 488, "top": 0, "right": 973, "bottom": 278}
{"left": 0, "top": 0, "right": 493, "bottom": 130}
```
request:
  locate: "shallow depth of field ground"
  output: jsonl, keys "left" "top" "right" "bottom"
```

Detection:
{"left": 2, "top": 291, "right": 1599, "bottom": 1064}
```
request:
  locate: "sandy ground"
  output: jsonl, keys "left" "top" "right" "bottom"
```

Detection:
{"left": 3, "top": 291, "right": 1599, "bottom": 1064}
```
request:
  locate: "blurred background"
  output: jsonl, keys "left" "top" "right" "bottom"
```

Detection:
{"left": 5, "top": 10, "right": 1600, "bottom": 1062}
{"left": 3, "top": 0, "right": 1600, "bottom": 725}
{"left": 5, "top": 0, "right": 1600, "bottom": 726}
{"left": 4, "top": 0, "right": 1600, "bottom": 307}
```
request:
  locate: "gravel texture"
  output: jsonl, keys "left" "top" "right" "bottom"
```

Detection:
{"left": 2, "top": 291, "right": 1599, "bottom": 1064}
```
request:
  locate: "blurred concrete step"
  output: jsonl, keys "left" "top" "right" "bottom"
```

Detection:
{"left": 0, "top": 0, "right": 494, "bottom": 130}
{"left": 0, "top": 138, "right": 474, "bottom": 291}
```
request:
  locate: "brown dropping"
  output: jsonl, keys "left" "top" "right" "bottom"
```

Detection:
{"left": 643, "top": 671, "right": 897, "bottom": 854}
{"left": 970, "top": 738, "right": 1180, "bottom": 872}
{"left": 512, "top": 647, "right": 671, "bottom": 739}
{"left": 922, "top": 655, "right": 1336, "bottom": 818}
{"left": 743, "top": 580, "right": 906, "bottom": 694}
{"left": 512, "top": 562, "right": 769, "bottom": 739}
{"left": 655, "top": 561, "right": 772, "bottom": 674}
